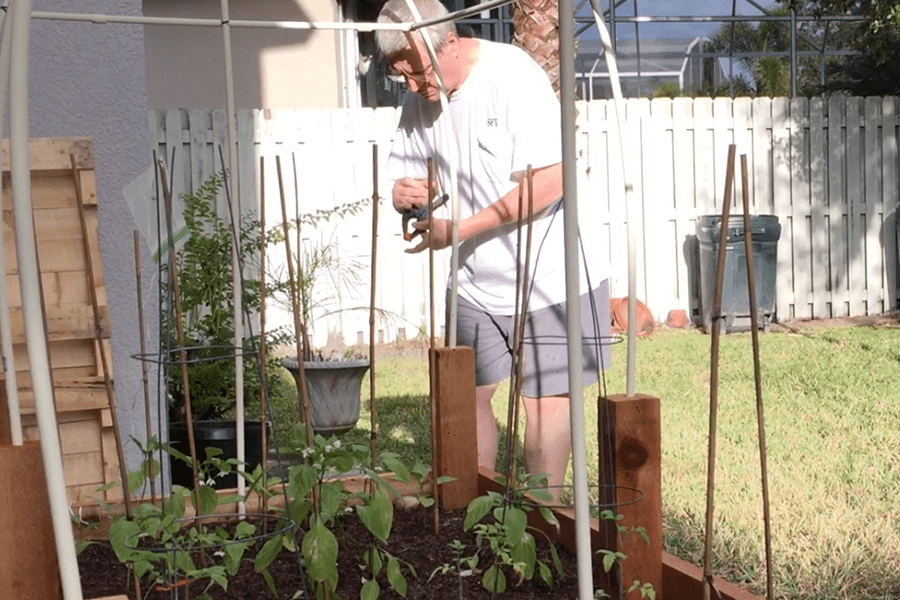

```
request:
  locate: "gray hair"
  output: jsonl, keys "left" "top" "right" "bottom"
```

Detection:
{"left": 375, "top": 0, "right": 456, "bottom": 58}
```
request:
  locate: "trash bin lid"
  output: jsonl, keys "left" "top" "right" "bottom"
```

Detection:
{"left": 696, "top": 214, "right": 781, "bottom": 244}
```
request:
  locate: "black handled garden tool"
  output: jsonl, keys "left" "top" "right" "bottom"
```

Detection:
{"left": 402, "top": 192, "right": 449, "bottom": 241}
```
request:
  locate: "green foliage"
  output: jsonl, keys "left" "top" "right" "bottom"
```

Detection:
{"left": 706, "top": 1, "right": 900, "bottom": 96}
{"left": 651, "top": 82, "right": 685, "bottom": 98}
{"left": 283, "top": 433, "right": 427, "bottom": 599}
{"left": 164, "top": 172, "right": 289, "bottom": 422}
{"left": 266, "top": 213, "right": 369, "bottom": 361}
{"left": 459, "top": 473, "right": 564, "bottom": 593}
{"left": 103, "top": 438, "right": 290, "bottom": 597}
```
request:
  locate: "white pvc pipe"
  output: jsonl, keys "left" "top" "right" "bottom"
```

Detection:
{"left": 30, "top": 11, "right": 409, "bottom": 31}
{"left": 9, "top": 1, "right": 83, "bottom": 597}
{"left": 0, "top": 2, "right": 23, "bottom": 447}
{"left": 558, "top": 3, "right": 593, "bottom": 598}
{"left": 402, "top": 0, "right": 460, "bottom": 347}
{"left": 591, "top": 0, "right": 638, "bottom": 396}
{"left": 219, "top": 0, "right": 246, "bottom": 513}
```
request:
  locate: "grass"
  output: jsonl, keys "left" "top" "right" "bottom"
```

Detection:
{"left": 260, "top": 324, "right": 900, "bottom": 600}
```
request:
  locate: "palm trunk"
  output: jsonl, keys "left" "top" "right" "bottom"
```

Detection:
{"left": 512, "top": 0, "right": 562, "bottom": 96}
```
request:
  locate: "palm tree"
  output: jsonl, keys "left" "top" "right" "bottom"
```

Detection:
{"left": 512, "top": 0, "right": 561, "bottom": 96}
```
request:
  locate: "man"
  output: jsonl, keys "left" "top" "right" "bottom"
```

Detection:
{"left": 376, "top": 0, "right": 610, "bottom": 501}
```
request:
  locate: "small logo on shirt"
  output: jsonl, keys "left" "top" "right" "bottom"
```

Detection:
{"left": 487, "top": 118, "right": 498, "bottom": 127}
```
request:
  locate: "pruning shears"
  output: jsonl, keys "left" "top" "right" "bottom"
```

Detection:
{"left": 401, "top": 192, "right": 450, "bottom": 241}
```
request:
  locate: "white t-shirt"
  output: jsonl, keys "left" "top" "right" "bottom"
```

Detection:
{"left": 386, "top": 39, "right": 604, "bottom": 314}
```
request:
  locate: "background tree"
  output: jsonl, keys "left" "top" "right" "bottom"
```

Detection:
{"left": 780, "top": 0, "right": 900, "bottom": 94}
{"left": 708, "top": 7, "right": 823, "bottom": 96}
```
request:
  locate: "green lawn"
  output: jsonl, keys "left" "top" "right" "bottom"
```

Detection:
{"left": 262, "top": 324, "right": 900, "bottom": 600}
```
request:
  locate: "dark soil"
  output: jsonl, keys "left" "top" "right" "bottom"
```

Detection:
{"left": 79, "top": 506, "right": 598, "bottom": 599}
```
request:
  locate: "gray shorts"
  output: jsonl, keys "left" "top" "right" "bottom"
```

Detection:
{"left": 451, "top": 280, "right": 611, "bottom": 397}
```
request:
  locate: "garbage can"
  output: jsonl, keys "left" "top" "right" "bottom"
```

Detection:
{"left": 696, "top": 214, "right": 781, "bottom": 333}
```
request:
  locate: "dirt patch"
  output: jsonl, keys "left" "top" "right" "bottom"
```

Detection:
{"left": 770, "top": 311, "right": 900, "bottom": 332}
{"left": 79, "top": 506, "right": 599, "bottom": 600}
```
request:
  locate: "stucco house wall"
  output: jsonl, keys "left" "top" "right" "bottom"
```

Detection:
{"left": 143, "top": 0, "right": 353, "bottom": 110}
{"left": 27, "top": 0, "right": 156, "bottom": 473}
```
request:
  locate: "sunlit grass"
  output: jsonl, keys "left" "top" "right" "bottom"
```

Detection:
{"left": 262, "top": 325, "right": 900, "bottom": 600}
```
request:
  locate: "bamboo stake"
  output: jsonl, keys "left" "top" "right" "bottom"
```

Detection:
{"left": 703, "top": 144, "right": 737, "bottom": 600}
{"left": 259, "top": 156, "right": 269, "bottom": 515}
{"left": 133, "top": 231, "right": 157, "bottom": 503}
{"left": 157, "top": 160, "right": 203, "bottom": 500}
{"left": 740, "top": 154, "right": 774, "bottom": 600}
{"left": 71, "top": 154, "right": 134, "bottom": 519}
{"left": 276, "top": 156, "right": 315, "bottom": 449}
{"left": 426, "top": 157, "right": 440, "bottom": 535}
{"left": 502, "top": 175, "right": 526, "bottom": 487}
{"left": 515, "top": 167, "right": 535, "bottom": 485}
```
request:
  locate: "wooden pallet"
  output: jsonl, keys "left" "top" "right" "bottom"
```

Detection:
{"left": 0, "top": 137, "right": 123, "bottom": 505}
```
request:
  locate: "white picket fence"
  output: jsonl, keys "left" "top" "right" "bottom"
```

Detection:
{"left": 149, "top": 96, "right": 900, "bottom": 346}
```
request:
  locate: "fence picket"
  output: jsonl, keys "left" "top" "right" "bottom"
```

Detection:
{"left": 791, "top": 97, "right": 813, "bottom": 319}
{"left": 809, "top": 98, "right": 829, "bottom": 319}
{"left": 883, "top": 98, "right": 900, "bottom": 307}
{"left": 864, "top": 97, "right": 886, "bottom": 314}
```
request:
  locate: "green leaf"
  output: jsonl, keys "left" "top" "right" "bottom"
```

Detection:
{"left": 601, "top": 550, "right": 618, "bottom": 572}
{"left": 464, "top": 495, "right": 494, "bottom": 531}
{"left": 511, "top": 532, "right": 536, "bottom": 579}
{"left": 365, "top": 546, "right": 383, "bottom": 576}
{"left": 503, "top": 507, "right": 527, "bottom": 546}
{"left": 288, "top": 463, "right": 317, "bottom": 500}
{"left": 197, "top": 484, "right": 219, "bottom": 516}
{"left": 410, "top": 461, "right": 429, "bottom": 482}
{"left": 290, "top": 498, "right": 312, "bottom": 527}
{"left": 261, "top": 567, "right": 277, "bottom": 595}
{"left": 360, "top": 579, "right": 380, "bottom": 600}
{"left": 539, "top": 561, "right": 553, "bottom": 587}
{"left": 382, "top": 456, "right": 410, "bottom": 483}
{"left": 218, "top": 493, "right": 244, "bottom": 505}
{"left": 387, "top": 556, "right": 408, "bottom": 597}
{"left": 435, "top": 476, "right": 456, "bottom": 485}
{"left": 235, "top": 520, "right": 256, "bottom": 539}
{"left": 224, "top": 541, "right": 248, "bottom": 575}
{"left": 302, "top": 523, "right": 339, "bottom": 584}
{"left": 539, "top": 505, "right": 560, "bottom": 530}
{"left": 210, "top": 568, "right": 229, "bottom": 590}
{"left": 133, "top": 559, "right": 154, "bottom": 579}
{"left": 549, "top": 541, "right": 564, "bottom": 576}
{"left": 126, "top": 470, "right": 146, "bottom": 493}
{"left": 255, "top": 533, "right": 284, "bottom": 572}
{"left": 356, "top": 487, "right": 393, "bottom": 542}
{"left": 482, "top": 564, "right": 506, "bottom": 593}
{"left": 165, "top": 488, "right": 187, "bottom": 520}
{"left": 108, "top": 519, "right": 140, "bottom": 562}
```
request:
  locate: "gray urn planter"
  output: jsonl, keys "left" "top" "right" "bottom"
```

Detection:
{"left": 280, "top": 357, "right": 370, "bottom": 436}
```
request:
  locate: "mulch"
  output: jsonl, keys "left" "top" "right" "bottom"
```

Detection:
{"left": 79, "top": 506, "right": 609, "bottom": 599}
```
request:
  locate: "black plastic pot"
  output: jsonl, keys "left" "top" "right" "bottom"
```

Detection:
{"left": 280, "top": 358, "right": 369, "bottom": 436}
{"left": 168, "top": 419, "right": 270, "bottom": 490}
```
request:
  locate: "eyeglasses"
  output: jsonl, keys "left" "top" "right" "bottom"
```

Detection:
{"left": 386, "top": 62, "right": 434, "bottom": 83}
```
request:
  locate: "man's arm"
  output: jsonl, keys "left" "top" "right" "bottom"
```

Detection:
{"left": 406, "top": 162, "right": 563, "bottom": 253}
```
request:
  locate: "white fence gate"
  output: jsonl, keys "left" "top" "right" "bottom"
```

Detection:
{"left": 149, "top": 96, "right": 900, "bottom": 346}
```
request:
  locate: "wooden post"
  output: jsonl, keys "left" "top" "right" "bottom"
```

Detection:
{"left": 430, "top": 346, "right": 478, "bottom": 510}
{"left": 602, "top": 393, "right": 663, "bottom": 600}
{"left": 0, "top": 441, "right": 61, "bottom": 600}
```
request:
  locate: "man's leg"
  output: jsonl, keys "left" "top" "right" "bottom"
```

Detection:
{"left": 475, "top": 384, "right": 500, "bottom": 470}
{"left": 522, "top": 394, "right": 571, "bottom": 501}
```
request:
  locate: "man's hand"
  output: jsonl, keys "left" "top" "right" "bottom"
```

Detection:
{"left": 392, "top": 177, "right": 429, "bottom": 213}
{"left": 405, "top": 217, "right": 451, "bottom": 254}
